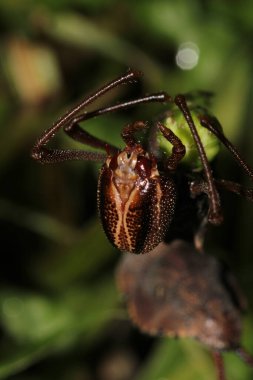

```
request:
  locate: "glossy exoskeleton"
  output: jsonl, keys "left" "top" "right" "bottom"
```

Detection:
{"left": 116, "top": 239, "right": 253, "bottom": 380}
{"left": 31, "top": 70, "right": 253, "bottom": 254}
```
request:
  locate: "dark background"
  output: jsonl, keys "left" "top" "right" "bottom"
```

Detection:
{"left": 0, "top": 1, "right": 253, "bottom": 379}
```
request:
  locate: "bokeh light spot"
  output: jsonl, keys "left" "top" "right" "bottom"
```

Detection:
{"left": 176, "top": 42, "right": 199, "bottom": 70}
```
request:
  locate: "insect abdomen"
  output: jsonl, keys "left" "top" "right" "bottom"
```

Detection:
{"left": 98, "top": 164, "right": 176, "bottom": 254}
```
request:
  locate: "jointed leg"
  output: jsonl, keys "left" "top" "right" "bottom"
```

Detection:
{"left": 157, "top": 122, "right": 186, "bottom": 170}
{"left": 64, "top": 116, "right": 119, "bottom": 155}
{"left": 31, "top": 68, "right": 170, "bottom": 164}
{"left": 236, "top": 347, "right": 253, "bottom": 369}
{"left": 64, "top": 91, "right": 169, "bottom": 153}
{"left": 216, "top": 179, "right": 253, "bottom": 201}
{"left": 200, "top": 115, "right": 253, "bottom": 181}
{"left": 174, "top": 95, "right": 223, "bottom": 225}
{"left": 187, "top": 112, "right": 253, "bottom": 203}
{"left": 32, "top": 148, "right": 107, "bottom": 164}
{"left": 64, "top": 92, "right": 170, "bottom": 153}
{"left": 212, "top": 351, "right": 226, "bottom": 380}
{"left": 190, "top": 179, "right": 211, "bottom": 198}
{"left": 190, "top": 178, "right": 253, "bottom": 202}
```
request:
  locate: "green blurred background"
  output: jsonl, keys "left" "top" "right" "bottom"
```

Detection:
{"left": 0, "top": 1, "right": 253, "bottom": 379}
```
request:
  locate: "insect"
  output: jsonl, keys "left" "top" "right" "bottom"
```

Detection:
{"left": 116, "top": 239, "right": 253, "bottom": 380}
{"left": 31, "top": 69, "right": 253, "bottom": 254}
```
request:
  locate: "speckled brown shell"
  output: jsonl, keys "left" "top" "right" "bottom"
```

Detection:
{"left": 116, "top": 240, "right": 246, "bottom": 351}
{"left": 97, "top": 164, "right": 176, "bottom": 254}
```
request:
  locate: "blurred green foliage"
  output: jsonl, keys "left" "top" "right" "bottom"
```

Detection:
{"left": 0, "top": 1, "right": 253, "bottom": 379}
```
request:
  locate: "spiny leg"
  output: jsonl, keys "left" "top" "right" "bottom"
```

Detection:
{"left": 157, "top": 122, "right": 186, "bottom": 170}
{"left": 174, "top": 95, "right": 223, "bottom": 225}
{"left": 200, "top": 115, "right": 253, "bottom": 181}
{"left": 212, "top": 351, "right": 226, "bottom": 380}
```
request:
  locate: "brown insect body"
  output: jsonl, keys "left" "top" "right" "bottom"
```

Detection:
{"left": 97, "top": 145, "right": 176, "bottom": 254}
{"left": 31, "top": 70, "right": 253, "bottom": 255}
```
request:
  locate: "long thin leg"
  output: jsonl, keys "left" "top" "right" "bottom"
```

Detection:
{"left": 64, "top": 93, "right": 169, "bottom": 154}
{"left": 31, "top": 68, "right": 170, "bottom": 163}
{"left": 157, "top": 122, "right": 186, "bottom": 170}
{"left": 216, "top": 179, "right": 253, "bottom": 201}
{"left": 190, "top": 178, "right": 253, "bottom": 202}
{"left": 31, "top": 69, "right": 141, "bottom": 163}
{"left": 31, "top": 148, "right": 107, "bottom": 164}
{"left": 174, "top": 95, "right": 223, "bottom": 225}
{"left": 64, "top": 120, "right": 119, "bottom": 155}
{"left": 236, "top": 347, "right": 253, "bottom": 368}
{"left": 65, "top": 92, "right": 171, "bottom": 127}
{"left": 200, "top": 115, "right": 253, "bottom": 181}
{"left": 212, "top": 351, "right": 226, "bottom": 380}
